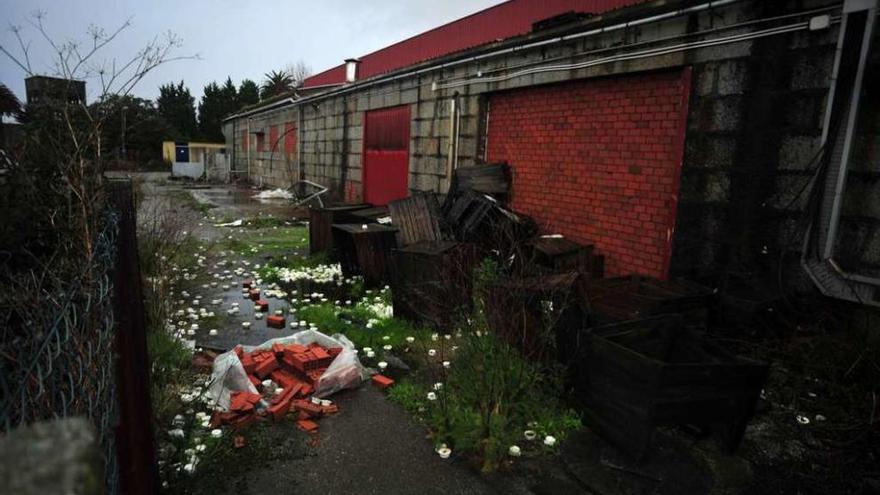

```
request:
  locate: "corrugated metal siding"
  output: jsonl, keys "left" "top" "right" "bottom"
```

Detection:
{"left": 304, "top": 0, "right": 645, "bottom": 88}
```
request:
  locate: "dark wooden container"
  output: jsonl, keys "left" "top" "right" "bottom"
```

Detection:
{"left": 347, "top": 206, "right": 390, "bottom": 224}
{"left": 331, "top": 223, "right": 398, "bottom": 286}
{"left": 308, "top": 204, "right": 369, "bottom": 254}
{"left": 575, "top": 314, "right": 768, "bottom": 459}
{"left": 390, "top": 241, "right": 475, "bottom": 329}
{"left": 586, "top": 275, "right": 715, "bottom": 326}
{"left": 485, "top": 272, "right": 590, "bottom": 362}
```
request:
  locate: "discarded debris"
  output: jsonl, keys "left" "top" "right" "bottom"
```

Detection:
{"left": 206, "top": 330, "right": 368, "bottom": 434}
{"left": 253, "top": 188, "right": 294, "bottom": 200}
{"left": 214, "top": 219, "right": 244, "bottom": 227}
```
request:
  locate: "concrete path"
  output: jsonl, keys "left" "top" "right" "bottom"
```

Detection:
{"left": 137, "top": 173, "right": 501, "bottom": 495}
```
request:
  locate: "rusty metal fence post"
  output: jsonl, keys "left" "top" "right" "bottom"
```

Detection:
{"left": 107, "top": 178, "right": 159, "bottom": 495}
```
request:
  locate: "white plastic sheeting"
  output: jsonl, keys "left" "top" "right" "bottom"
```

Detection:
{"left": 206, "top": 330, "right": 367, "bottom": 411}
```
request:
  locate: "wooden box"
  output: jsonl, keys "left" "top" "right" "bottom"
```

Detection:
{"left": 575, "top": 315, "right": 768, "bottom": 458}
{"left": 308, "top": 204, "right": 369, "bottom": 254}
{"left": 331, "top": 223, "right": 398, "bottom": 286}
{"left": 390, "top": 241, "right": 475, "bottom": 328}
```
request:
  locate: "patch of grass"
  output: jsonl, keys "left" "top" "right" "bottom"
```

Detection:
{"left": 296, "top": 301, "right": 422, "bottom": 349}
{"left": 215, "top": 226, "right": 309, "bottom": 258}
{"left": 388, "top": 378, "right": 429, "bottom": 416}
{"left": 147, "top": 327, "right": 194, "bottom": 426}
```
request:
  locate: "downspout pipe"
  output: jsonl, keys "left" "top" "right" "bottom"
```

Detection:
{"left": 801, "top": 0, "right": 880, "bottom": 306}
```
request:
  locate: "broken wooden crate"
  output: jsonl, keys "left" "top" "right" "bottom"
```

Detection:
{"left": 387, "top": 192, "right": 445, "bottom": 245}
{"left": 485, "top": 272, "right": 590, "bottom": 362}
{"left": 586, "top": 275, "right": 715, "bottom": 326}
{"left": 308, "top": 204, "right": 370, "bottom": 254}
{"left": 331, "top": 223, "right": 398, "bottom": 286}
{"left": 390, "top": 241, "right": 476, "bottom": 328}
{"left": 523, "top": 235, "right": 604, "bottom": 278}
{"left": 574, "top": 314, "right": 768, "bottom": 459}
{"left": 448, "top": 163, "right": 511, "bottom": 198}
{"left": 443, "top": 190, "right": 536, "bottom": 251}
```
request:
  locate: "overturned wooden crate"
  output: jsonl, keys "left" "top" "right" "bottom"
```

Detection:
{"left": 308, "top": 204, "right": 370, "bottom": 254}
{"left": 574, "top": 314, "right": 768, "bottom": 459}
{"left": 390, "top": 241, "right": 476, "bottom": 329}
{"left": 586, "top": 275, "right": 715, "bottom": 326}
{"left": 388, "top": 193, "right": 445, "bottom": 245}
{"left": 331, "top": 223, "right": 398, "bottom": 287}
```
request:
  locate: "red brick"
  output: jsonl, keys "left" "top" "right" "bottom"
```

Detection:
{"left": 234, "top": 435, "right": 246, "bottom": 448}
{"left": 255, "top": 299, "right": 269, "bottom": 312}
{"left": 241, "top": 354, "right": 257, "bottom": 374}
{"left": 292, "top": 399, "right": 322, "bottom": 418}
{"left": 242, "top": 280, "right": 253, "bottom": 289}
{"left": 297, "top": 419, "right": 319, "bottom": 433}
{"left": 267, "top": 315, "right": 286, "bottom": 328}
{"left": 249, "top": 289, "right": 261, "bottom": 301}
{"left": 372, "top": 374, "right": 395, "bottom": 390}
{"left": 254, "top": 357, "right": 279, "bottom": 378}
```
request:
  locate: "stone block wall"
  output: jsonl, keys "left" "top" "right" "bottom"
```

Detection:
{"left": 224, "top": 0, "right": 880, "bottom": 280}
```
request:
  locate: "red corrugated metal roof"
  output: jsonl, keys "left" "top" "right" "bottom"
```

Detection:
{"left": 303, "top": 0, "right": 646, "bottom": 88}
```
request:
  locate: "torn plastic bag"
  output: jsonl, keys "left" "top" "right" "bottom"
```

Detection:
{"left": 206, "top": 329, "right": 367, "bottom": 411}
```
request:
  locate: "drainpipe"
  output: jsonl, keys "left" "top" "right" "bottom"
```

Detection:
{"left": 801, "top": 0, "right": 879, "bottom": 306}
{"left": 445, "top": 93, "right": 461, "bottom": 193}
{"left": 246, "top": 118, "right": 252, "bottom": 182}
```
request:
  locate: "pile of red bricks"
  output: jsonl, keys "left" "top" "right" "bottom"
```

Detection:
{"left": 213, "top": 342, "right": 343, "bottom": 433}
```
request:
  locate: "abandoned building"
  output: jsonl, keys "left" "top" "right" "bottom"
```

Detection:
{"left": 222, "top": 0, "right": 880, "bottom": 303}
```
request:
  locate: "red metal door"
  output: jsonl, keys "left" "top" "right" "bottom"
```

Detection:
{"left": 363, "top": 106, "right": 410, "bottom": 205}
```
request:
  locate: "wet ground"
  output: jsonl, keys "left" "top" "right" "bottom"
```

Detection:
{"left": 140, "top": 173, "right": 773, "bottom": 495}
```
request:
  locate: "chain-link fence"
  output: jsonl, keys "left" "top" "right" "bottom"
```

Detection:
{"left": 0, "top": 207, "right": 121, "bottom": 495}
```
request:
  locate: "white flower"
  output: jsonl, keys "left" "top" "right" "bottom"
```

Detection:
{"left": 382, "top": 335, "right": 390, "bottom": 341}
{"left": 363, "top": 347, "right": 373, "bottom": 353}
{"left": 168, "top": 428, "right": 185, "bottom": 438}
{"left": 524, "top": 430, "right": 537, "bottom": 441}
{"left": 508, "top": 445, "right": 522, "bottom": 457}
{"left": 437, "top": 447, "right": 451, "bottom": 459}
{"left": 431, "top": 333, "right": 439, "bottom": 341}
{"left": 426, "top": 392, "right": 437, "bottom": 401}
{"left": 428, "top": 349, "right": 437, "bottom": 357}
{"left": 183, "top": 463, "right": 196, "bottom": 474}
{"left": 543, "top": 435, "right": 556, "bottom": 447}
{"left": 433, "top": 382, "right": 443, "bottom": 390}
{"left": 211, "top": 429, "right": 222, "bottom": 438}
{"left": 383, "top": 345, "right": 392, "bottom": 351}
{"left": 196, "top": 444, "right": 207, "bottom": 452}
{"left": 444, "top": 334, "right": 451, "bottom": 340}
{"left": 405, "top": 336, "right": 415, "bottom": 343}
{"left": 442, "top": 361, "right": 451, "bottom": 369}
{"left": 366, "top": 322, "right": 373, "bottom": 329}
{"left": 377, "top": 361, "right": 388, "bottom": 370}
{"left": 366, "top": 351, "right": 376, "bottom": 358}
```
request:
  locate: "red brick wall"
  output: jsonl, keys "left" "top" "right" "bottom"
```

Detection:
{"left": 487, "top": 69, "right": 691, "bottom": 278}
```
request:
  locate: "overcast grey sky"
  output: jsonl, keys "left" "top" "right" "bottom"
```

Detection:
{"left": 0, "top": 0, "right": 503, "bottom": 104}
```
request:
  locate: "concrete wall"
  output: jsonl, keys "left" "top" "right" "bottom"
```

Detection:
{"left": 224, "top": 0, "right": 880, "bottom": 279}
